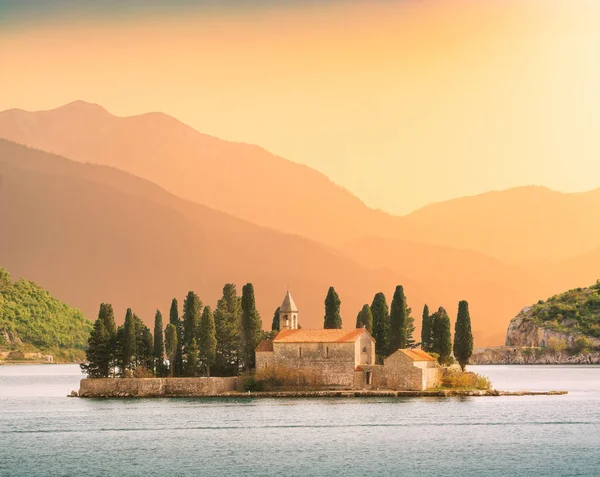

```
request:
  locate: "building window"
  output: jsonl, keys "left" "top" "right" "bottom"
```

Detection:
{"left": 299, "top": 346, "right": 302, "bottom": 358}
{"left": 326, "top": 346, "right": 329, "bottom": 358}
{"left": 366, "top": 372, "right": 372, "bottom": 385}
{"left": 362, "top": 347, "right": 367, "bottom": 353}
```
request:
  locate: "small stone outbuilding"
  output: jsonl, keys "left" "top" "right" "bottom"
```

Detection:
{"left": 355, "top": 348, "right": 440, "bottom": 391}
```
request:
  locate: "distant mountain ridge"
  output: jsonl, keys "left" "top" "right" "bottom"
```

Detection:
{"left": 0, "top": 139, "right": 411, "bottom": 337}
{"left": 1, "top": 102, "right": 600, "bottom": 346}
{"left": 1, "top": 101, "right": 599, "bottom": 266}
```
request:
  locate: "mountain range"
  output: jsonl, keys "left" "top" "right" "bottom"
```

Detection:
{"left": 1, "top": 101, "right": 599, "bottom": 345}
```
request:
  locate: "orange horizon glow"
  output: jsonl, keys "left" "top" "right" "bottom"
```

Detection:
{"left": 2, "top": 0, "right": 600, "bottom": 214}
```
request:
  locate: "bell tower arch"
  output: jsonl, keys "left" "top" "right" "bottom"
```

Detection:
{"left": 279, "top": 291, "right": 298, "bottom": 330}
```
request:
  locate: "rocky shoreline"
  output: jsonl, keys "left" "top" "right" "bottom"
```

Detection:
{"left": 470, "top": 348, "right": 600, "bottom": 365}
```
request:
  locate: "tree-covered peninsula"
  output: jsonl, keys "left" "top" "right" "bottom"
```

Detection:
{"left": 0, "top": 267, "right": 92, "bottom": 362}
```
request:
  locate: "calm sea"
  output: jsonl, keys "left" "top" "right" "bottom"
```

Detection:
{"left": 0, "top": 365, "right": 599, "bottom": 477}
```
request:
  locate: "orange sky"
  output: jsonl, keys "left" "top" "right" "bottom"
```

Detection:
{"left": 1, "top": 0, "right": 600, "bottom": 214}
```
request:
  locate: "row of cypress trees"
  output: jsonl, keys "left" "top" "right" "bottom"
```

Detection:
{"left": 354, "top": 286, "right": 416, "bottom": 360}
{"left": 421, "top": 300, "right": 474, "bottom": 370}
{"left": 81, "top": 283, "right": 264, "bottom": 378}
{"left": 296, "top": 285, "right": 471, "bottom": 367}
{"left": 80, "top": 304, "right": 154, "bottom": 378}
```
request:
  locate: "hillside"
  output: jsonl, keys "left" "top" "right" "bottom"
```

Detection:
{"left": 0, "top": 139, "right": 556, "bottom": 345}
{"left": 506, "top": 282, "right": 600, "bottom": 349}
{"left": 0, "top": 101, "right": 397, "bottom": 248}
{"left": 0, "top": 139, "right": 413, "bottom": 336}
{"left": 404, "top": 186, "right": 600, "bottom": 265}
{"left": 0, "top": 267, "right": 91, "bottom": 361}
{"left": 1, "top": 102, "right": 600, "bottom": 266}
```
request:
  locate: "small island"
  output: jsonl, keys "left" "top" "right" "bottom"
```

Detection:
{"left": 76, "top": 287, "right": 566, "bottom": 398}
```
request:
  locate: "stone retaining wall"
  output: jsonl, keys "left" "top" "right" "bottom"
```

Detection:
{"left": 78, "top": 377, "right": 240, "bottom": 397}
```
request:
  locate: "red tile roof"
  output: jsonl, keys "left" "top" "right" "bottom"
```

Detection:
{"left": 255, "top": 340, "right": 274, "bottom": 352}
{"left": 274, "top": 328, "right": 369, "bottom": 343}
{"left": 399, "top": 349, "right": 436, "bottom": 362}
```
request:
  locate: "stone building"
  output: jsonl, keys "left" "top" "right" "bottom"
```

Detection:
{"left": 256, "top": 327, "right": 376, "bottom": 388}
{"left": 256, "top": 291, "right": 440, "bottom": 391}
{"left": 355, "top": 348, "right": 440, "bottom": 391}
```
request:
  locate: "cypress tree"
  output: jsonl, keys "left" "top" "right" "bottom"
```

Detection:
{"left": 356, "top": 304, "right": 373, "bottom": 333}
{"left": 182, "top": 291, "right": 202, "bottom": 373}
{"left": 182, "top": 291, "right": 202, "bottom": 349}
{"left": 453, "top": 300, "right": 474, "bottom": 371}
{"left": 100, "top": 303, "right": 117, "bottom": 374}
{"left": 241, "top": 283, "right": 263, "bottom": 371}
{"left": 214, "top": 284, "right": 242, "bottom": 376}
{"left": 133, "top": 314, "right": 153, "bottom": 372}
{"left": 406, "top": 308, "right": 416, "bottom": 348}
{"left": 421, "top": 304, "right": 433, "bottom": 351}
{"left": 199, "top": 306, "right": 217, "bottom": 377}
{"left": 323, "top": 287, "right": 342, "bottom": 329}
{"left": 164, "top": 323, "right": 178, "bottom": 377}
{"left": 389, "top": 285, "right": 408, "bottom": 353}
{"left": 153, "top": 309, "right": 165, "bottom": 376}
{"left": 271, "top": 307, "right": 281, "bottom": 332}
{"left": 80, "top": 313, "right": 110, "bottom": 378}
{"left": 169, "top": 298, "right": 184, "bottom": 377}
{"left": 370, "top": 292, "right": 389, "bottom": 359}
{"left": 185, "top": 338, "right": 199, "bottom": 377}
{"left": 122, "top": 308, "right": 136, "bottom": 375}
{"left": 432, "top": 307, "right": 452, "bottom": 365}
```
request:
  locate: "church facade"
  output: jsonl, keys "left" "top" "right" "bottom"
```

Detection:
{"left": 255, "top": 292, "right": 441, "bottom": 391}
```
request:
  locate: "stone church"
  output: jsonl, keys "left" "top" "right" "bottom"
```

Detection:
{"left": 256, "top": 291, "right": 441, "bottom": 391}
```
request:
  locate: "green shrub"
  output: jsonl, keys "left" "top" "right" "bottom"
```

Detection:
{"left": 241, "top": 376, "right": 264, "bottom": 392}
{"left": 547, "top": 337, "right": 568, "bottom": 352}
{"left": 441, "top": 369, "right": 492, "bottom": 390}
{"left": 571, "top": 336, "right": 592, "bottom": 354}
{"left": 475, "top": 375, "right": 492, "bottom": 390}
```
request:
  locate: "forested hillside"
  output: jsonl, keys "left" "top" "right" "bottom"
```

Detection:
{"left": 0, "top": 267, "right": 91, "bottom": 361}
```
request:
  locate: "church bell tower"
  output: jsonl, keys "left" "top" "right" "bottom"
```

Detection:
{"left": 279, "top": 291, "right": 298, "bottom": 331}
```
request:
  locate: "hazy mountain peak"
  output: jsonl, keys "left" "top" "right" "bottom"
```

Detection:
{"left": 53, "top": 100, "right": 110, "bottom": 116}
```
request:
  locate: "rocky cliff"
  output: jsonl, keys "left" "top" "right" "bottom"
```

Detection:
{"left": 505, "top": 308, "right": 600, "bottom": 348}
{"left": 505, "top": 282, "right": 600, "bottom": 348}
{"left": 470, "top": 282, "right": 600, "bottom": 364}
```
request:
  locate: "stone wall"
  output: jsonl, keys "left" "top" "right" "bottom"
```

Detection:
{"left": 78, "top": 377, "right": 240, "bottom": 397}
{"left": 269, "top": 341, "right": 357, "bottom": 388}
{"left": 256, "top": 350, "right": 275, "bottom": 370}
{"left": 355, "top": 332, "right": 376, "bottom": 366}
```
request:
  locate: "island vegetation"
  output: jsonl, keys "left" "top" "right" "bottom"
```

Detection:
{"left": 529, "top": 281, "right": 600, "bottom": 343}
{"left": 82, "top": 282, "right": 475, "bottom": 388}
{"left": 0, "top": 267, "right": 92, "bottom": 362}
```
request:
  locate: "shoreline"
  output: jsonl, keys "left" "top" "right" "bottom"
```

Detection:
{"left": 75, "top": 389, "right": 568, "bottom": 398}
{"left": 0, "top": 361, "right": 71, "bottom": 365}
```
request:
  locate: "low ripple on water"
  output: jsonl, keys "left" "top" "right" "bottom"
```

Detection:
{"left": 0, "top": 365, "right": 599, "bottom": 477}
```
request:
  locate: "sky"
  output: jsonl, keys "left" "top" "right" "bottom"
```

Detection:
{"left": 1, "top": 0, "right": 600, "bottom": 214}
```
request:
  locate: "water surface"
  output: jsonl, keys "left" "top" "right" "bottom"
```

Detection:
{"left": 1, "top": 364, "right": 599, "bottom": 476}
